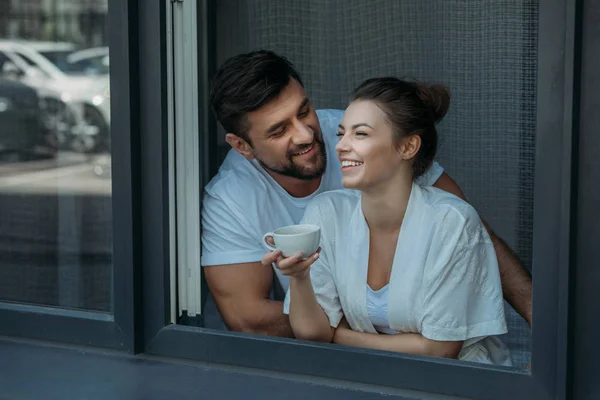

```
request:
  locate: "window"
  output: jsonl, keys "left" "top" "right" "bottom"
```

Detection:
{"left": 0, "top": 0, "right": 133, "bottom": 350}
{"left": 195, "top": 0, "right": 534, "bottom": 367}
{"left": 0, "top": 2, "right": 111, "bottom": 311}
{"left": 0, "top": 0, "right": 588, "bottom": 399}
{"left": 145, "top": 0, "right": 574, "bottom": 399}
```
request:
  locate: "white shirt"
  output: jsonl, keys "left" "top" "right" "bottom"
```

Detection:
{"left": 283, "top": 184, "right": 512, "bottom": 366}
{"left": 201, "top": 109, "right": 444, "bottom": 291}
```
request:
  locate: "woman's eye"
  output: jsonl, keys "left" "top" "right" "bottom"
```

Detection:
{"left": 355, "top": 131, "right": 368, "bottom": 137}
{"left": 336, "top": 132, "right": 344, "bottom": 138}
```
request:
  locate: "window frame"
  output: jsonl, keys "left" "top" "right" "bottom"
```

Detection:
{"left": 0, "top": 0, "right": 140, "bottom": 352}
{"left": 0, "top": 0, "right": 581, "bottom": 398}
{"left": 571, "top": 0, "right": 600, "bottom": 396}
{"left": 140, "top": 0, "right": 581, "bottom": 399}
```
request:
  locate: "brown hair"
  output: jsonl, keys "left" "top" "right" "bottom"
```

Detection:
{"left": 351, "top": 77, "right": 450, "bottom": 178}
{"left": 209, "top": 50, "right": 304, "bottom": 142}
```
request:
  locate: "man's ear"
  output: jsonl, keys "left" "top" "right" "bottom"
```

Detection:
{"left": 225, "top": 133, "right": 254, "bottom": 160}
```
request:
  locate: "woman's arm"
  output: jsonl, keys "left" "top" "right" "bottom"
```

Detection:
{"left": 262, "top": 249, "right": 334, "bottom": 342}
{"left": 289, "top": 274, "right": 335, "bottom": 342}
{"left": 333, "top": 322, "right": 462, "bottom": 359}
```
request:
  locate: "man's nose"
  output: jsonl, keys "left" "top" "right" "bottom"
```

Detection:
{"left": 291, "top": 120, "right": 314, "bottom": 145}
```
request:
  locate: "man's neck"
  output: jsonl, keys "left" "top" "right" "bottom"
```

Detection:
{"left": 267, "top": 170, "right": 323, "bottom": 198}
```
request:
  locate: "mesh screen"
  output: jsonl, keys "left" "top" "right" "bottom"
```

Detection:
{"left": 212, "top": 0, "right": 536, "bottom": 369}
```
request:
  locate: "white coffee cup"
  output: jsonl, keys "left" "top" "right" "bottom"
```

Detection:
{"left": 262, "top": 224, "right": 321, "bottom": 258}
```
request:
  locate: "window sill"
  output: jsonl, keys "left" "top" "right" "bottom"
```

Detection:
{"left": 0, "top": 337, "right": 468, "bottom": 400}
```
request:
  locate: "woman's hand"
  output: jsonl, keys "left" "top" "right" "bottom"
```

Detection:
{"left": 260, "top": 245, "right": 321, "bottom": 280}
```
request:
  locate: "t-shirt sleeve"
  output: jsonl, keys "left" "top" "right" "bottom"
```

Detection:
{"left": 316, "top": 109, "right": 344, "bottom": 142}
{"left": 416, "top": 160, "right": 444, "bottom": 187}
{"left": 419, "top": 208, "right": 508, "bottom": 342}
{"left": 283, "top": 199, "right": 344, "bottom": 327}
{"left": 201, "top": 191, "right": 265, "bottom": 266}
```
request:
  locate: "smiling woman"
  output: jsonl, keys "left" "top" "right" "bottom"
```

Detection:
{"left": 277, "top": 77, "right": 512, "bottom": 366}
{"left": 337, "top": 79, "right": 449, "bottom": 190}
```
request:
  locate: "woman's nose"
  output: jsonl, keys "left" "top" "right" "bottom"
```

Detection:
{"left": 335, "top": 133, "right": 350, "bottom": 153}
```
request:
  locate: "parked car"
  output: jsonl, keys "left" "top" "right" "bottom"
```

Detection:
{"left": 18, "top": 41, "right": 109, "bottom": 77}
{"left": 0, "top": 40, "right": 111, "bottom": 153}
{"left": 52, "top": 46, "right": 109, "bottom": 77}
{"left": 0, "top": 78, "right": 53, "bottom": 160}
{"left": 0, "top": 46, "right": 78, "bottom": 151}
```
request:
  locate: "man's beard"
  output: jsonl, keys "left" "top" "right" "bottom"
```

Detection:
{"left": 256, "top": 138, "right": 327, "bottom": 181}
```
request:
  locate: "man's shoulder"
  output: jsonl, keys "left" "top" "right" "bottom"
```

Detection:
{"left": 204, "top": 153, "right": 267, "bottom": 205}
{"left": 316, "top": 108, "right": 344, "bottom": 122}
{"left": 316, "top": 109, "right": 343, "bottom": 135}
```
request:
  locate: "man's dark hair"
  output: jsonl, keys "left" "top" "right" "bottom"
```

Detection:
{"left": 209, "top": 50, "right": 304, "bottom": 142}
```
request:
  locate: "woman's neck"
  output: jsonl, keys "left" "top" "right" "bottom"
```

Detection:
{"left": 361, "top": 170, "right": 413, "bottom": 233}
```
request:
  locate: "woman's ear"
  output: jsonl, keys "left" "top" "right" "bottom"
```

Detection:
{"left": 225, "top": 133, "right": 254, "bottom": 160}
{"left": 400, "top": 134, "right": 422, "bottom": 160}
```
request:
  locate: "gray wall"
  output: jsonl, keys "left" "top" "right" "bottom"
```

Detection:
{"left": 214, "top": 0, "right": 538, "bottom": 271}
{"left": 211, "top": 0, "right": 534, "bottom": 368}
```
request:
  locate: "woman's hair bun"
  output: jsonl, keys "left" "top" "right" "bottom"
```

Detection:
{"left": 415, "top": 83, "right": 450, "bottom": 124}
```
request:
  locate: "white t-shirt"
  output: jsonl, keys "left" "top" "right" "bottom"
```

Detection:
{"left": 201, "top": 109, "right": 445, "bottom": 291}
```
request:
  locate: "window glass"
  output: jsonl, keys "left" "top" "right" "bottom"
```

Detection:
{"left": 0, "top": 0, "right": 112, "bottom": 312}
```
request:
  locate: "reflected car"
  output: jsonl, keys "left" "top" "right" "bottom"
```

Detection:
{"left": 0, "top": 40, "right": 111, "bottom": 153}
{"left": 0, "top": 78, "right": 51, "bottom": 160}
{"left": 24, "top": 42, "right": 109, "bottom": 77}
{"left": 57, "top": 46, "right": 109, "bottom": 77}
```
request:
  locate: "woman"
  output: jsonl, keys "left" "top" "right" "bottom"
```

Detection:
{"left": 262, "top": 77, "right": 512, "bottom": 365}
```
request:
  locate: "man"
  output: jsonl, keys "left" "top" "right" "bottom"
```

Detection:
{"left": 201, "top": 50, "right": 532, "bottom": 337}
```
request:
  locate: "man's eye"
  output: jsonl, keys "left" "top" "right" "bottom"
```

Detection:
{"left": 298, "top": 109, "right": 309, "bottom": 117}
{"left": 272, "top": 128, "right": 286, "bottom": 137}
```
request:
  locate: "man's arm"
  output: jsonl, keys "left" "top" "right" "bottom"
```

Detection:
{"left": 433, "top": 172, "right": 533, "bottom": 326}
{"left": 204, "top": 262, "right": 294, "bottom": 337}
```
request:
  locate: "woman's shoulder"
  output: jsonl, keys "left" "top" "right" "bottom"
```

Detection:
{"left": 419, "top": 186, "right": 478, "bottom": 219}
{"left": 310, "top": 189, "right": 360, "bottom": 209}
{"left": 417, "top": 186, "right": 488, "bottom": 244}
{"left": 303, "top": 189, "right": 359, "bottom": 224}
